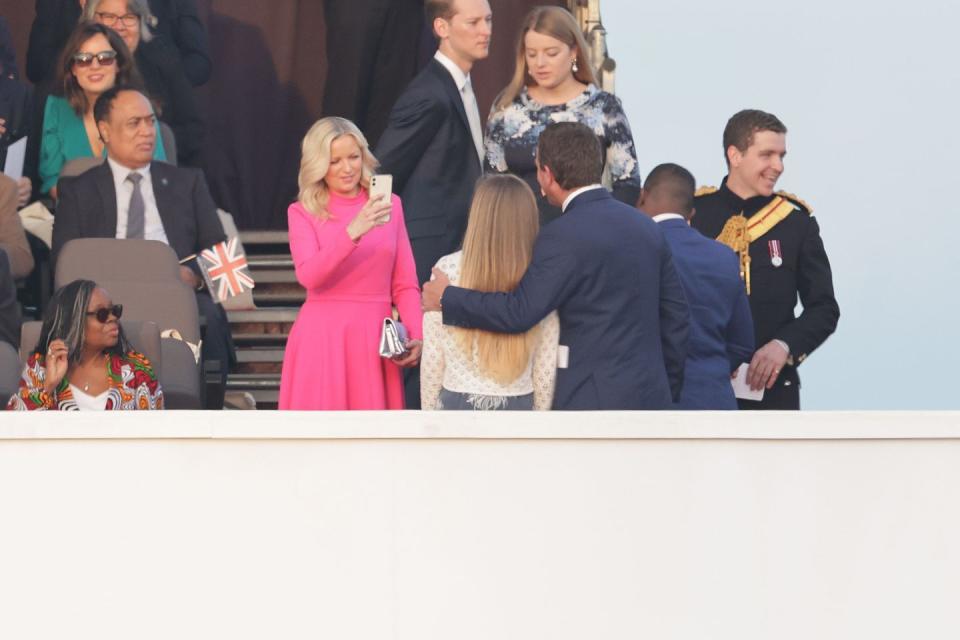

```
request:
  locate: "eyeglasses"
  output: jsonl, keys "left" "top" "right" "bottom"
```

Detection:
{"left": 95, "top": 12, "right": 140, "bottom": 27}
{"left": 71, "top": 50, "right": 118, "bottom": 68}
{"left": 86, "top": 304, "right": 123, "bottom": 323}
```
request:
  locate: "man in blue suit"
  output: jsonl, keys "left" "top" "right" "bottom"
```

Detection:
{"left": 422, "top": 122, "right": 689, "bottom": 410}
{"left": 637, "top": 163, "right": 754, "bottom": 409}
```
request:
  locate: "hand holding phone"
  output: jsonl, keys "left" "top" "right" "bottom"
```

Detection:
{"left": 369, "top": 174, "right": 393, "bottom": 223}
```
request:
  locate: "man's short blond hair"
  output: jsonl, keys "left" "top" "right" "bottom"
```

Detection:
{"left": 425, "top": 0, "right": 458, "bottom": 35}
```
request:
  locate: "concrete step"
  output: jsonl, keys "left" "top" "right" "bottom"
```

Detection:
{"left": 233, "top": 332, "right": 289, "bottom": 346}
{"left": 236, "top": 348, "right": 285, "bottom": 364}
{"left": 228, "top": 308, "right": 300, "bottom": 323}
{"left": 226, "top": 372, "right": 281, "bottom": 389}
{"left": 249, "top": 269, "right": 299, "bottom": 284}
{"left": 253, "top": 289, "right": 306, "bottom": 306}
{"left": 240, "top": 230, "right": 289, "bottom": 245}
{"left": 247, "top": 254, "right": 294, "bottom": 269}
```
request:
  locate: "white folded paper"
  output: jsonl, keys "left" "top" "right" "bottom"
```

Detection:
{"left": 731, "top": 362, "right": 764, "bottom": 401}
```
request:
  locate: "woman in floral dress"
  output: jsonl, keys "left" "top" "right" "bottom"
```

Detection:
{"left": 484, "top": 6, "right": 642, "bottom": 225}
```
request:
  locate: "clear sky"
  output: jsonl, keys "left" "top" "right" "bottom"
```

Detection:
{"left": 603, "top": 0, "right": 960, "bottom": 409}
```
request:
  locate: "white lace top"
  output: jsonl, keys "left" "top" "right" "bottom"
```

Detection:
{"left": 421, "top": 251, "right": 560, "bottom": 410}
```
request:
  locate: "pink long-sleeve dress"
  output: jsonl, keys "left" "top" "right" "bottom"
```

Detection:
{"left": 279, "top": 191, "right": 423, "bottom": 409}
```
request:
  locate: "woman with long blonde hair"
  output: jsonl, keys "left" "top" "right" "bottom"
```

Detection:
{"left": 484, "top": 5, "right": 641, "bottom": 225}
{"left": 420, "top": 174, "right": 558, "bottom": 410}
{"left": 279, "top": 117, "right": 422, "bottom": 410}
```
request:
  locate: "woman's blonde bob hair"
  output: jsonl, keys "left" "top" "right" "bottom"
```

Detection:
{"left": 297, "top": 117, "right": 378, "bottom": 219}
{"left": 455, "top": 174, "right": 541, "bottom": 385}
{"left": 494, "top": 6, "right": 598, "bottom": 111}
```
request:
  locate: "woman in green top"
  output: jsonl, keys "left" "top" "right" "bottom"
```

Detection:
{"left": 39, "top": 22, "right": 165, "bottom": 197}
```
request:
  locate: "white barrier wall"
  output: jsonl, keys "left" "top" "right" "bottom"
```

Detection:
{"left": 1, "top": 412, "right": 959, "bottom": 639}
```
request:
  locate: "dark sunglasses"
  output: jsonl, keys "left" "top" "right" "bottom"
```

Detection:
{"left": 71, "top": 50, "right": 118, "bottom": 68}
{"left": 86, "top": 304, "right": 123, "bottom": 323}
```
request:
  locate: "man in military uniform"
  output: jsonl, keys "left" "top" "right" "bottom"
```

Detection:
{"left": 692, "top": 109, "right": 839, "bottom": 410}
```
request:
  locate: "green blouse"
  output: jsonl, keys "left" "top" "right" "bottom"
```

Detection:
{"left": 39, "top": 95, "right": 167, "bottom": 194}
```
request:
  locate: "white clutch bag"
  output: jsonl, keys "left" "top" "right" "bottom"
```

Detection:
{"left": 378, "top": 318, "right": 409, "bottom": 358}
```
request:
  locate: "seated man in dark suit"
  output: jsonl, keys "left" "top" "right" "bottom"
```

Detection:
{"left": 0, "top": 251, "right": 20, "bottom": 348}
{"left": 51, "top": 86, "right": 234, "bottom": 385}
{"left": 637, "top": 163, "right": 754, "bottom": 409}
{"left": 423, "top": 122, "right": 689, "bottom": 410}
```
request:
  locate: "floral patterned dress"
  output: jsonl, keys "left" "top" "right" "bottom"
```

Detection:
{"left": 484, "top": 83, "right": 642, "bottom": 225}
{"left": 6, "top": 351, "right": 164, "bottom": 410}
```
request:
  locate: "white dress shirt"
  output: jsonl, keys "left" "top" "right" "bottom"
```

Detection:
{"left": 433, "top": 50, "right": 484, "bottom": 165}
{"left": 561, "top": 184, "right": 604, "bottom": 212}
{"left": 652, "top": 213, "right": 686, "bottom": 223}
{"left": 106, "top": 157, "right": 169, "bottom": 244}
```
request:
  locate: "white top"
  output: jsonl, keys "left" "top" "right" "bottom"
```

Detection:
{"left": 107, "top": 157, "right": 169, "bottom": 243}
{"left": 68, "top": 385, "right": 111, "bottom": 411}
{"left": 561, "top": 184, "right": 604, "bottom": 212}
{"left": 421, "top": 251, "right": 560, "bottom": 411}
{"left": 433, "top": 50, "right": 484, "bottom": 164}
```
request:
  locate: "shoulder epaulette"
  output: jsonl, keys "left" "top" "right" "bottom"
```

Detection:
{"left": 694, "top": 185, "right": 717, "bottom": 197}
{"left": 776, "top": 190, "right": 813, "bottom": 214}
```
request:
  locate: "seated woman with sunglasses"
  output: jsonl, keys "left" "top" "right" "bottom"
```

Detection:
{"left": 39, "top": 22, "right": 166, "bottom": 198}
{"left": 6, "top": 279, "right": 164, "bottom": 411}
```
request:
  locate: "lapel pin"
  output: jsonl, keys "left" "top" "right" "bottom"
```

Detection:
{"left": 768, "top": 239, "right": 783, "bottom": 267}
{"left": 161, "top": 177, "right": 168, "bottom": 187}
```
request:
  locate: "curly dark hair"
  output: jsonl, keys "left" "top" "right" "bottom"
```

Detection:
{"left": 54, "top": 22, "right": 144, "bottom": 116}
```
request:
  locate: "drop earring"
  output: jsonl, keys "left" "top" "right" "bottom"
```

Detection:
{"left": 572, "top": 58, "right": 579, "bottom": 73}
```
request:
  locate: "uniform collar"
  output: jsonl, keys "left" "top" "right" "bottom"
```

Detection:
{"left": 719, "top": 176, "right": 776, "bottom": 216}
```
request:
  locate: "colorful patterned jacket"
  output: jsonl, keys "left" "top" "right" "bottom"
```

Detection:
{"left": 6, "top": 351, "right": 164, "bottom": 410}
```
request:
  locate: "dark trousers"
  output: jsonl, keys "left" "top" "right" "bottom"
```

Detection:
{"left": 737, "top": 381, "right": 800, "bottom": 410}
{"left": 196, "top": 292, "right": 235, "bottom": 384}
{"left": 403, "top": 365, "right": 421, "bottom": 410}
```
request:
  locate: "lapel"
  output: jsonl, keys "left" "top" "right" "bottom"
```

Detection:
{"left": 150, "top": 161, "right": 180, "bottom": 243}
{"left": 428, "top": 60, "right": 478, "bottom": 167}
{"left": 93, "top": 161, "right": 118, "bottom": 236}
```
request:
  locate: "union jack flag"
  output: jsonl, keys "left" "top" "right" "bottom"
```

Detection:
{"left": 198, "top": 237, "right": 255, "bottom": 303}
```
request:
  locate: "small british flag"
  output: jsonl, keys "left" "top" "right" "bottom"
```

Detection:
{"left": 198, "top": 237, "right": 255, "bottom": 303}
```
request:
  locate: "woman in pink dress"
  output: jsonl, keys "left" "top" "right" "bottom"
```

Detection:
{"left": 279, "top": 117, "right": 423, "bottom": 409}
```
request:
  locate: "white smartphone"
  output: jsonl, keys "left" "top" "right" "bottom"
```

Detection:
{"left": 369, "top": 174, "right": 393, "bottom": 223}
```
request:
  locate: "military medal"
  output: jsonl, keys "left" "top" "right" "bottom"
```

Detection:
{"left": 768, "top": 239, "right": 783, "bottom": 267}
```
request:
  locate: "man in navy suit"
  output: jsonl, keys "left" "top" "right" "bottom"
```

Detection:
{"left": 637, "top": 163, "right": 754, "bottom": 409}
{"left": 422, "top": 122, "right": 689, "bottom": 410}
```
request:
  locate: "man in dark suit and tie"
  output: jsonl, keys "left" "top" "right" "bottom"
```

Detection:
{"left": 51, "top": 87, "right": 233, "bottom": 385}
{"left": 375, "top": 0, "right": 491, "bottom": 287}
{"left": 637, "top": 163, "right": 754, "bottom": 409}
{"left": 375, "top": 0, "right": 491, "bottom": 408}
{"left": 423, "top": 122, "right": 689, "bottom": 410}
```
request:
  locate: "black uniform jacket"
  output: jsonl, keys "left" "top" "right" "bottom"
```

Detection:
{"left": 692, "top": 178, "right": 839, "bottom": 390}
